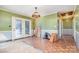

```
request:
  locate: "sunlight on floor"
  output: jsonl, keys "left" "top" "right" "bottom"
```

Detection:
{"left": 0, "top": 40, "right": 42, "bottom": 53}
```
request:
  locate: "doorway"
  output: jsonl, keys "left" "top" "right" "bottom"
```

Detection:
{"left": 57, "top": 11, "right": 75, "bottom": 39}
{"left": 62, "top": 18, "right": 74, "bottom": 36}
{"left": 12, "top": 17, "right": 31, "bottom": 40}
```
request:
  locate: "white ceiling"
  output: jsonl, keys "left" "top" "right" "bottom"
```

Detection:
{"left": 0, "top": 5, "right": 76, "bottom": 17}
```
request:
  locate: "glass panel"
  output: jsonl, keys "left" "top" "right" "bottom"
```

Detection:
{"left": 25, "top": 21, "right": 30, "bottom": 34}
{"left": 15, "top": 20, "right": 22, "bottom": 37}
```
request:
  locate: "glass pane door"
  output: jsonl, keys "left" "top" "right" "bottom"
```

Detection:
{"left": 25, "top": 21, "right": 30, "bottom": 34}
{"left": 15, "top": 20, "right": 22, "bottom": 38}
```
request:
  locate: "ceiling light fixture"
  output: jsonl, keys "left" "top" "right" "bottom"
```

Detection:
{"left": 32, "top": 7, "right": 40, "bottom": 19}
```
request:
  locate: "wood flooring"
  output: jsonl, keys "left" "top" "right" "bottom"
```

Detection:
{"left": 22, "top": 35, "right": 78, "bottom": 53}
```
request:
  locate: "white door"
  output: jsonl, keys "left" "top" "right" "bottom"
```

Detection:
{"left": 25, "top": 20, "right": 31, "bottom": 36}
{"left": 12, "top": 17, "right": 23, "bottom": 39}
{"left": 12, "top": 17, "right": 31, "bottom": 40}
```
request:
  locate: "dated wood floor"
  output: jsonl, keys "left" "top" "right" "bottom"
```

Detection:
{"left": 22, "top": 35, "right": 78, "bottom": 53}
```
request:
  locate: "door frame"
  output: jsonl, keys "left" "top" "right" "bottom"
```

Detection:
{"left": 73, "top": 16, "right": 76, "bottom": 40}
{"left": 58, "top": 18, "right": 75, "bottom": 38}
{"left": 12, "top": 16, "right": 32, "bottom": 40}
{"left": 62, "top": 19, "right": 74, "bottom": 36}
{"left": 12, "top": 16, "right": 23, "bottom": 40}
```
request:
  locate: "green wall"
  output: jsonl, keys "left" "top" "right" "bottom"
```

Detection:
{"left": 0, "top": 10, "right": 31, "bottom": 31}
{"left": 31, "top": 19, "right": 36, "bottom": 29}
{"left": 0, "top": 10, "right": 12, "bottom": 31}
{"left": 37, "top": 5, "right": 79, "bottom": 31}
{"left": 62, "top": 18, "right": 73, "bottom": 29}
{"left": 38, "top": 13, "right": 57, "bottom": 30}
{"left": 1, "top": 6, "right": 78, "bottom": 31}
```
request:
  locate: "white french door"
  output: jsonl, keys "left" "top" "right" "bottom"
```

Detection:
{"left": 25, "top": 20, "right": 31, "bottom": 36}
{"left": 12, "top": 17, "right": 23, "bottom": 39}
{"left": 12, "top": 17, "right": 31, "bottom": 40}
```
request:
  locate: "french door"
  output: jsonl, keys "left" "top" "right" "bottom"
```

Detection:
{"left": 25, "top": 20, "right": 31, "bottom": 36}
{"left": 12, "top": 17, "right": 31, "bottom": 40}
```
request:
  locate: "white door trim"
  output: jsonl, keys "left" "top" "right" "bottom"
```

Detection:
{"left": 73, "top": 15, "right": 76, "bottom": 40}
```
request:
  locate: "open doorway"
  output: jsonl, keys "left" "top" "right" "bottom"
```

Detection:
{"left": 62, "top": 18, "right": 74, "bottom": 37}
{"left": 57, "top": 11, "right": 75, "bottom": 39}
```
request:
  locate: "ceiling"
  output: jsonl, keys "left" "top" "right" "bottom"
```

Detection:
{"left": 0, "top": 5, "right": 76, "bottom": 17}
